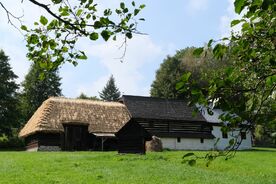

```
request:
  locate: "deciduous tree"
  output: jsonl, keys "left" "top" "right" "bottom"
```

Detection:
{"left": 179, "top": 0, "right": 275, "bottom": 164}
{"left": 77, "top": 92, "right": 100, "bottom": 101}
{"left": 151, "top": 47, "right": 230, "bottom": 99}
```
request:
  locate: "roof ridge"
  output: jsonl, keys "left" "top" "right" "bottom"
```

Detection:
{"left": 122, "top": 95, "right": 188, "bottom": 102}
{"left": 48, "top": 96, "right": 124, "bottom": 106}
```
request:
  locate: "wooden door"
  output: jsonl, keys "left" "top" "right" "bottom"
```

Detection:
{"left": 63, "top": 124, "right": 88, "bottom": 151}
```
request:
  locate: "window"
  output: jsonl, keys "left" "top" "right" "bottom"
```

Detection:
{"left": 177, "top": 137, "right": 181, "bottom": 143}
{"left": 241, "top": 131, "right": 246, "bottom": 140}
{"left": 200, "top": 138, "right": 204, "bottom": 143}
{"left": 222, "top": 132, "right": 228, "bottom": 139}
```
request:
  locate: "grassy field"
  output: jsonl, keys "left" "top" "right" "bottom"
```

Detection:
{"left": 0, "top": 148, "right": 276, "bottom": 184}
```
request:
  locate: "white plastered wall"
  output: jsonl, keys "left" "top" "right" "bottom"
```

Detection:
{"left": 161, "top": 137, "right": 215, "bottom": 150}
{"left": 201, "top": 107, "right": 252, "bottom": 150}
{"left": 212, "top": 126, "right": 252, "bottom": 150}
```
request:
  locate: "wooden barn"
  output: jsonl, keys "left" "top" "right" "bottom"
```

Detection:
{"left": 19, "top": 97, "right": 151, "bottom": 153}
{"left": 120, "top": 95, "right": 215, "bottom": 150}
{"left": 116, "top": 120, "right": 152, "bottom": 154}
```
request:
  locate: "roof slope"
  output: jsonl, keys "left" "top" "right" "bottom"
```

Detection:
{"left": 19, "top": 97, "right": 131, "bottom": 138}
{"left": 121, "top": 95, "right": 206, "bottom": 122}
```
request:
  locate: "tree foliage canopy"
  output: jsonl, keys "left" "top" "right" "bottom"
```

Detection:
{"left": 20, "top": 63, "right": 62, "bottom": 121}
{"left": 0, "top": 50, "right": 19, "bottom": 136}
{"left": 178, "top": 0, "right": 275, "bottom": 164}
{"left": 99, "top": 75, "right": 121, "bottom": 101}
{"left": 150, "top": 47, "right": 230, "bottom": 99}
{"left": 77, "top": 92, "right": 100, "bottom": 101}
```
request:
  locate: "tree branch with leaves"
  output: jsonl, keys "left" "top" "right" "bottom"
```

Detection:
{"left": 178, "top": 0, "right": 276, "bottom": 165}
{"left": 0, "top": 0, "right": 146, "bottom": 70}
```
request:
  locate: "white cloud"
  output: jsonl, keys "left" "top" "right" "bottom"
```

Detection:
{"left": 219, "top": 0, "right": 243, "bottom": 38}
{"left": 74, "top": 35, "right": 163, "bottom": 97}
{"left": 185, "top": 0, "right": 209, "bottom": 14}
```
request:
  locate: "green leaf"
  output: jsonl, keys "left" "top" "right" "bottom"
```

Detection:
{"left": 40, "top": 16, "right": 48, "bottom": 26}
{"left": 77, "top": 53, "right": 87, "bottom": 60}
{"left": 89, "top": 32, "right": 99, "bottom": 40}
{"left": 207, "top": 39, "right": 213, "bottom": 47}
{"left": 62, "top": 47, "right": 68, "bottom": 52}
{"left": 266, "top": 76, "right": 276, "bottom": 87}
{"left": 52, "top": 0, "right": 62, "bottom": 4}
{"left": 120, "top": 2, "right": 125, "bottom": 9}
{"left": 139, "top": 4, "right": 146, "bottom": 9}
{"left": 183, "top": 153, "right": 194, "bottom": 158}
{"left": 193, "top": 47, "right": 204, "bottom": 57}
{"left": 229, "top": 138, "right": 235, "bottom": 146}
{"left": 234, "top": 0, "right": 247, "bottom": 14}
{"left": 132, "top": 1, "right": 135, "bottom": 6}
{"left": 94, "top": 21, "right": 102, "bottom": 29}
{"left": 231, "top": 19, "right": 241, "bottom": 27}
{"left": 134, "top": 9, "right": 140, "bottom": 16}
{"left": 126, "top": 32, "right": 132, "bottom": 39}
{"left": 20, "top": 25, "right": 28, "bottom": 31}
{"left": 28, "top": 34, "right": 39, "bottom": 44}
{"left": 101, "top": 30, "right": 112, "bottom": 41}
{"left": 76, "top": 9, "right": 83, "bottom": 16}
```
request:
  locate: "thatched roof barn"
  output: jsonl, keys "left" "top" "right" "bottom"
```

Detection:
{"left": 19, "top": 97, "right": 152, "bottom": 152}
{"left": 19, "top": 97, "right": 131, "bottom": 138}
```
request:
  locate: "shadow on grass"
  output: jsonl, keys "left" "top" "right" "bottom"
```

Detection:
{"left": 250, "top": 147, "right": 276, "bottom": 152}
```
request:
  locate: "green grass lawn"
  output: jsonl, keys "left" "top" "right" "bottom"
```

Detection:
{"left": 0, "top": 148, "right": 276, "bottom": 184}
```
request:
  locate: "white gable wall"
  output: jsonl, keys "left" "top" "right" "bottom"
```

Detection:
{"left": 201, "top": 107, "right": 252, "bottom": 150}
{"left": 212, "top": 126, "right": 252, "bottom": 150}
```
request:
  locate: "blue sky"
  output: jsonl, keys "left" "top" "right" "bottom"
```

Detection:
{"left": 0, "top": 0, "right": 237, "bottom": 98}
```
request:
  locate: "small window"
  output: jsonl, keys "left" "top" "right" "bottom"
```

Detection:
{"left": 200, "top": 138, "right": 204, "bottom": 143}
{"left": 241, "top": 131, "right": 246, "bottom": 140}
{"left": 222, "top": 132, "right": 228, "bottom": 139}
{"left": 177, "top": 137, "right": 181, "bottom": 143}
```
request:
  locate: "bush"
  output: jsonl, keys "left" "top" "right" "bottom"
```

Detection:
{"left": 0, "top": 134, "right": 25, "bottom": 150}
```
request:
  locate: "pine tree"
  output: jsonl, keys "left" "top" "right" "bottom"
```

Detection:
{"left": 99, "top": 75, "right": 121, "bottom": 101}
{"left": 0, "top": 50, "right": 19, "bottom": 136}
{"left": 20, "top": 63, "right": 62, "bottom": 121}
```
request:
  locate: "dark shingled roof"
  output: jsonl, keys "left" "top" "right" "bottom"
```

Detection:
{"left": 121, "top": 95, "right": 206, "bottom": 122}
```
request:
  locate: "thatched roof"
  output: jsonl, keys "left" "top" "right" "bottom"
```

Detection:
{"left": 121, "top": 95, "right": 206, "bottom": 122}
{"left": 19, "top": 97, "right": 131, "bottom": 138}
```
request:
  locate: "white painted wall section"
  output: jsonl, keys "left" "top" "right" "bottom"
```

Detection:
{"left": 161, "top": 137, "right": 215, "bottom": 150}
{"left": 212, "top": 126, "right": 252, "bottom": 150}
{"left": 200, "top": 107, "right": 252, "bottom": 150}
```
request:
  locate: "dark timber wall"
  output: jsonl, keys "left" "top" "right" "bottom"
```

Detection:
{"left": 135, "top": 118, "right": 214, "bottom": 139}
{"left": 63, "top": 124, "right": 89, "bottom": 151}
{"left": 25, "top": 133, "right": 61, "bottom": 151}
{"left": 116, "top": 120, "right": 152, "bottom": 154}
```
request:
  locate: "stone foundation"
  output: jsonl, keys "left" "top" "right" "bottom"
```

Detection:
{"left": 38, "top": 146, "right": 61, "bottom": 151}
